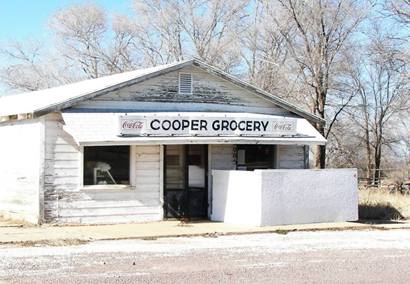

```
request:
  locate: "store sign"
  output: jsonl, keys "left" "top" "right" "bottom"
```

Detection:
{"left": 119, "top": 115, "right": 297, "bottom": 137}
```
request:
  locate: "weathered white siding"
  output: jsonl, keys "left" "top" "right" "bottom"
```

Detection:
{"left": 43, "top": 113, "right": 80, "bottom": 222}
{"left": 0, "top": 120, "right": 42, "bottom": 223}
{"left": 43, "top": 115, "right": 162, "bottom": 224}
{"left": 209, "top": 145, "right": 235, "bottom": 170}
{"left": 73, "top": 66, "right": 292, "bottom": 116}
{"left": 57, "top": 145, "right": 162, "bottom": 224}
{"left": 276, "top": 145, "right": 308, "bottom": 169}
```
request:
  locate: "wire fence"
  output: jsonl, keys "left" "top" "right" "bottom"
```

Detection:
{"left": 358, "top": 168, "right": 410, "bottom": 193}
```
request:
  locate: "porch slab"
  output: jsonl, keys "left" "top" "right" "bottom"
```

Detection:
{"left": 1, "top": 220, "right": 410, "bottom": 246}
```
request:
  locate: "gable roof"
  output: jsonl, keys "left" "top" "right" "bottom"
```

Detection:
{"left": 0, "top": 58, "right": 325, "bottom": 124}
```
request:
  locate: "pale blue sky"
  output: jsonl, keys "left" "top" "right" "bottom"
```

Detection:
{"left": 0, "top": 0, "right": 131, "bottom": 41}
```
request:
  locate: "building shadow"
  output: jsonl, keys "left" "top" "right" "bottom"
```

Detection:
{"left": 357, "top": 204, "right": 404, "bottom": 223}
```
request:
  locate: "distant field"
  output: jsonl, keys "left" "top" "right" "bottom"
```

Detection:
{"left": 359, "top": 188, "right": 410, "bottom": 220}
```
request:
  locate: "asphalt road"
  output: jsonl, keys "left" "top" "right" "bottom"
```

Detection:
{"left": 1, "top": 229, "right": 410, "bottom": 283}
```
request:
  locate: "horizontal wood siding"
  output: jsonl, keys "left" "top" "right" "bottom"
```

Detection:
{"left": 43, "top": 122, "right": 163, "bottom": 224}
{"left": 210, "top": 145, "right": 235, "bottom": 170}
{"left": 44, "top": 113, "right": 80, "bottom": 222}
{"left": 276, "top": 145, "right": 307, "bottom": 169}
{"left": 73, "top": 66, "right": 291, "bottom": 116}
{"left": 0, "top": 120, "right": 41, "bottom": 223}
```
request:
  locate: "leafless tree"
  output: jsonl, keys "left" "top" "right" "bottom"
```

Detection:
{"left": 0, "top": 1, "right": 250, "bottom": 92}
{"left": 271, "top": 0, "right": 369, "bottom": 168}
{"left": 0, "top": 40, "right": 75, "bottom": 92}
{"left": 132, "top": 0, "right": 249, "bottom": 71}
{"left": 346, "top": 29, "right": 409, "bottom": 184}
{"left": 240, "top": 1, "right": 295, "bottom": 98}
{"left": 385, "top": 0, "right": 410, "bottom": 24}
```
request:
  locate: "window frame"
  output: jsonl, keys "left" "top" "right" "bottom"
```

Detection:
{"left": 235, "top": 145, "right": 277, "bottom": 171}
{"left": 80, "top": 145, "right": 136, "bottom": 190}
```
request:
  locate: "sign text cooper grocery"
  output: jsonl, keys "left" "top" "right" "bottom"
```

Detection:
{"left": 119, "top": 115, "right": 297, "bottom": 137}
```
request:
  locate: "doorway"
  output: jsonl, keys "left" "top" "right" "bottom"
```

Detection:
{"left": 164, "top": 145, "right": 208, "bottom": 219}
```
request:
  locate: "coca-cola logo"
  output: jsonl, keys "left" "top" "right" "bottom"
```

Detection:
{"left": 272, "top": 122, "right": 294, "bottom": 132}
{"left": 122, "top": 120, "right": 144, "bottom": 129}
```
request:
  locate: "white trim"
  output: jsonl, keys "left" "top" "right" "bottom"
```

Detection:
{"left": 38, "top": 117, "right": 46, "bottom": 224}
{"left": 80, "top": 185, "right": 135, "bottom": 191}
{"left": 159, "top": 145, "right": 164, "bottom": 219}
{"left": 208, "top": 144, "right": 212, "bottom": 217}
{"left": 79, "top": 138, "right": 325, "bottom": 146}
{"left": 79, "top": 145, "right": 84, "bottom": 188}
{"left": 130, "top": 145, "right": 136, "bottom": 187}
{"left": 81, "top": 145, "right": 133, "bottom": 187}
{"left": 178, "top": 73, "right": 193, "bottom": 94}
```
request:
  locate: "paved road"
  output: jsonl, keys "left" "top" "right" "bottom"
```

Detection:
{"left": 1, "top": 229, "right": 410, "bottom": 283}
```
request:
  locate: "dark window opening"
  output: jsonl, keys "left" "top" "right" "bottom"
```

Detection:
{"left": 83, "top": 146, "right": 130, "bottom": 185}
{"left": 236, "top": 145, "right": 275, "bottom": 171}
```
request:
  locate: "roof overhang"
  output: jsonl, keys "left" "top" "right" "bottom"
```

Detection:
{"left": 61, "top": 112, "right": 326, "bottom": 146}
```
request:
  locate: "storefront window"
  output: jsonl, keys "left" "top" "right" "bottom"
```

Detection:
{"left": 83, "top": 146, "right": 130, "bottom": 186}
{"left": 236, "top": 145, "right": 275, "bottom": 171}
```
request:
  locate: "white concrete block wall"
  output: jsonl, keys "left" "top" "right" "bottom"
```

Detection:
{"left": 0, "top": 120, "right": 42, "bottom": 223}
{"left": 211, "top": 169, "right": 358, "bottom": 226}
{"left": 208, "top": 145, "right": 235, "bottom": 216}
{"left": 260, "top": 169, "right": 358, "bottom": 225}
{"left": 211, "top": 170, "right": 262, "bottom": 226}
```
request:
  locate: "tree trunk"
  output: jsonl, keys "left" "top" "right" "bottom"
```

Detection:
{"left": 314, "top": 122, "right": 326, "bottom": 169}
{"left": 314, "top": 90, "right": 326, "bottom": 169}
{"left": 373, "top": 142, "right": 382, "bottom": 186}
{"left": 364, "top": 113, "right": 372, "bottom": 185}
{"left": 365, "top": 143, "right": 372, "bottom": 186}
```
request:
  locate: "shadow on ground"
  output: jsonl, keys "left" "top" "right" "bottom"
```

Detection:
{"left": 359, "top": 204, "right": 404, "bottom": 221}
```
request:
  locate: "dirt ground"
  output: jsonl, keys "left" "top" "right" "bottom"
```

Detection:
{"left": 1, "top": 229, "right": 410, "bottom": 283}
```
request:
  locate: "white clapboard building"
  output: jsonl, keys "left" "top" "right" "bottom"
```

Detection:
{"left": 0, "top": 59, "right": 358, "bottom": 225}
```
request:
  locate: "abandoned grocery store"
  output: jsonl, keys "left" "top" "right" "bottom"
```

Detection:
{"left": 0, "top": 59, "right": 358, "bottom": 226}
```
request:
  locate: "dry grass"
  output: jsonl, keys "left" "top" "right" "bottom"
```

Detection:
{"left": 359, "top": 188, "right": 410, "bottom": 220}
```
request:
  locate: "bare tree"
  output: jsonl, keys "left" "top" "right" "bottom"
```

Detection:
{"left": 385, "top": 0, "right": 410, "bottom": 24}
{"left": 240, "top": 1, "right": 294, "bottom": 96}
{"left": 132, "top": 0, "right": 249, "bottom": 71}
{"left": 0, "top": 3, "right": 147, "bottom": 92}
{"left": 0, "top": 1, "right": 250, "bottom": 93}
{"left": 49, "top": 3, "right": 145, "bottom": 78}
{"left": 0, "top": 40, "right": 75, "bottom": 92}
{"left": 346, "top": 29, "right": 409, "bottom": 184}
{"left": 271, "top": 0, "right": 369, "bottom": 168}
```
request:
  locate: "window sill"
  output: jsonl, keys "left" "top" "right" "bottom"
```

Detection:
{"left": 81, "top": 185, "right": 135, "bottom": 191}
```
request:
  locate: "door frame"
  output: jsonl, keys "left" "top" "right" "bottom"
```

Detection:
{"left": 163, "top": 144, "right": 209, "bottom": 219}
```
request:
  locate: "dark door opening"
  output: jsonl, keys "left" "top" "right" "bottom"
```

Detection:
{"left": 164, "top": 145, "right": 208, "bottom": 219}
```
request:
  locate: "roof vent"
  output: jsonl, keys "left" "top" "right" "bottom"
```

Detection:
{"left": 179, "top": 73, "right": 192, "bottom": 94}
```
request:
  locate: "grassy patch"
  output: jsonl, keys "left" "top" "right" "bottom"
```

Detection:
{"left": 359, "top": 188, "right": 410, "bottom": 220}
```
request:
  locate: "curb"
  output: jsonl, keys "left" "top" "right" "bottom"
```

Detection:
{"left": 1, "top": 224, "right": 409, "bottom": 247}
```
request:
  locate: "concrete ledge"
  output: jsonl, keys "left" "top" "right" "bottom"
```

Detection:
{"left": 1, "top": 220, "right": 409, "bottom": 247}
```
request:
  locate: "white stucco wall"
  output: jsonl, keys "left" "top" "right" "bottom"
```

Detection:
{"left": 211, "top": 171, "right": 262, "bottom": 226}
{"left": 211, "top": 169, "right": 358, "bottom": 226}
{"left": 0, "top": 120, "right": 42, "bottom": 223}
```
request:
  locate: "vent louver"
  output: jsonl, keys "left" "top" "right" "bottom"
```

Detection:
{"left": 179, "top": 73, "right": 193, "bottom": 94}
